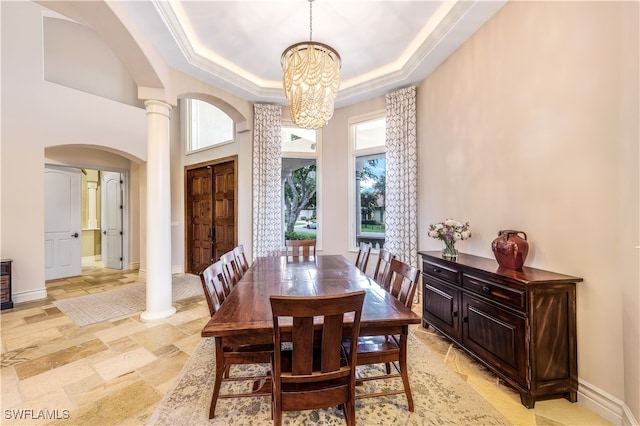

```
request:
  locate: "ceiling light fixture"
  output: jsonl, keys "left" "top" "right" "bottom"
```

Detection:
{"left": 281, "top": 0, "right": 341, "bottom": 129}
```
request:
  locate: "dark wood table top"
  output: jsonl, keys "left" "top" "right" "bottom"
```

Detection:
{"left": 201, "top": 255, "right": 421, "bottom": 339}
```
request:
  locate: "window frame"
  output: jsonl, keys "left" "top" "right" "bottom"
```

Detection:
{"left": 348, "top": 111, "right": 386, "bottom": 252}
{"left": 281, "top": 121, "right": 322, "bottom": 250}
{"left": 184, "top": 98, "right": 235, "bottom": 154}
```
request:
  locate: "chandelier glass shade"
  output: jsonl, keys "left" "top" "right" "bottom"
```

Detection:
{"left": 281, "top": 2, "right": 341, "bottom": 129}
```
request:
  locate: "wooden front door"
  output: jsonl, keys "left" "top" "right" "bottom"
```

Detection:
{"left": 185, "top": 157, "right": 237, "bottom": 274}
{"left": 212, "top": 161, "right": 236, "bottom": 260}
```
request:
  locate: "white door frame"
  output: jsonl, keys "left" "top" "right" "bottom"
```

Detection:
{"left": 44, "top": 165, "right": 82, "bottom": 279}
{"left": 44, "top": 163, "right": 130, "bottom": 275}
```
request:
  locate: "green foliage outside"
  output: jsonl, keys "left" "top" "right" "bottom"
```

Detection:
{"left": 284, "top": 163, "right": 317, "bottom": 233}
{"left": 362, "top": 222, "right": 385, "bottom": 232}
{"left": 359, "top": 158, "right": 386, "bottom": 230}
{"left": 285, "top": 231, "right": 316, "bottom": 241}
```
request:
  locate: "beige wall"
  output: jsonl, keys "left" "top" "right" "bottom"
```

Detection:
{"left": 327, "top": 1, "right": 639, "bottom": 421}
{"left": 416, "top": 0, "right": 638, "bottom": 419}
{"left": 1, "top": 2, "right": 148, "bottom": 300}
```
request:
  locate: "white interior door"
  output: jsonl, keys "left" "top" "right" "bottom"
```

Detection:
{"left": 101, "top": 172, "right": 123, "bottom": 269}
{"left": 45, "top": 166, "right": 82, "bottom": 279}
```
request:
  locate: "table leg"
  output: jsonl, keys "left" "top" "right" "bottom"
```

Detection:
{"left": 399, "top": 328, "right": 414, "bottom": 412}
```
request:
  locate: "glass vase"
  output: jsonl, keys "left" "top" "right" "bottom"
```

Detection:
{"left": 442, "top": 239, "right": 458, "bottom": 260}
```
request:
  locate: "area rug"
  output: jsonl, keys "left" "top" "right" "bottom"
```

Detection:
{"left": 147, "top": 331, "right": 510, "bottom": 425}
{"left": 53, "top": 274, "right": 202, "bottom": 327}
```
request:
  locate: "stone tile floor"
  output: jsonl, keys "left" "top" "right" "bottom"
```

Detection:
{"left": 0, "top": 265, "right": 612, "bottom": 425}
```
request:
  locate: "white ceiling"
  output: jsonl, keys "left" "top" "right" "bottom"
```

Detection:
{"left": 120, "top": 1, "right": 507, "bottom": 108}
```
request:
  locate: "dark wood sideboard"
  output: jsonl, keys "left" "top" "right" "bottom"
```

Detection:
{"left": 419, "top": 251, "right": 582, "bottom": 408}
{"left": 1, "top": 259, "right": 13, "bottom": 310}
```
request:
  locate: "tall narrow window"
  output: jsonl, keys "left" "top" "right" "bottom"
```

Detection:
{"left": 186, "top": 99, "right": 234, "bottom": 153}
{"left": 282, "top": 126, "right": 319, "bottom": 243}
{"left": 350, "top": 116, "right": 386, "bottom": 250}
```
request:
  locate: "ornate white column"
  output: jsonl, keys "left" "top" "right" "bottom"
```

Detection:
{"left": 141, "top": 100, "right": 176, "bottom": 321}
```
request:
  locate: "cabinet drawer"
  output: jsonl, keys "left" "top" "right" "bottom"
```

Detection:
{"left": 1, "top": 289, "right": 10, "bottom": 302}
{"left": 463, "top": 273, "right": 526, "bottom": 310}
{"left": 0, "top": 276, "right": 8, "bottom": 288}
{"left": 422, "top": 259, "right": 460, "bottom": 285}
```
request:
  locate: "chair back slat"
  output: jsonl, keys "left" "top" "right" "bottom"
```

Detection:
{"left": 355, "top": 242, "right": 372, "bottom": 274}
{"left": 388, "top": 259, "right": 420, "bottom": 309}
{"left": 199, "top": 260, "right": 229, "bottom": 316}
{"left": 373, "top": 249, "right": 397, "bottom": 291}
{"left": 220, "top": 250, "right": 242, "bottom": 290}
{"left": 291, "top": 316, "right": 315, "bottom": 375}
{"left": 233, "top": 244, "right": 250, "bottom": 273}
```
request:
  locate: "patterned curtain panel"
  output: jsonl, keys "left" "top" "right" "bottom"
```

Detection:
{"left": 252, "top": 104, "right": 283, "bottom": 257}
{"left": 384, "top": 86, "right": 418, "bottom": 266}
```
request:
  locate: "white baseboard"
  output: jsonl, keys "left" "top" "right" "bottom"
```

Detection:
{"left": 578, "top": 378, "right": 638, "bottom": 425}
{"left": 81, "top": 256, "right": 96, "bottom": 264}
{"left": 12, "top": 288, "right": 48, "bottom": 304}
{"left": 171, "top": 265, "right": 184, "bottom": 275}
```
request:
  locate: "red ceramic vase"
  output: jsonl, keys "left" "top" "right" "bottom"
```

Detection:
{"left": 491, "top": 230, "right": 529, "bottom": 269}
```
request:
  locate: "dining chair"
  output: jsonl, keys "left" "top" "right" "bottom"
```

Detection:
{"left": 342, "top": 258, "right": 420, "bottom": 411}
{"left": 200, "top": 260, "right": 228, "bottom": 315}
{"left": 354, "top": 242, "right": 372, "bottom": 274}
{"left": 220, "top": 250, "right": 242, "bottom": 291}
{"left": 284, "top": 239, "right": 316, "bottom": 262}
{"left": 372, "top": 249, "right": 397, "bottom": 291}
{"left": 199, "top": 260, "right": 273, "bottom": 419}
{"left": 233, "top": 244, "right": 250, "bottom": 273}
{"left": 270, "top": 291, "right": 366, "bottom": 426}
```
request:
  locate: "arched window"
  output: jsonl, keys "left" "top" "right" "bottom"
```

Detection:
{"left": 186, "top": 99, "right": 234, "bottom": 153}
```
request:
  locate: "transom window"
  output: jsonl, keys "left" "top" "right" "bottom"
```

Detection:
{"left": 186, "top": 99, "right": 234, "bottom": 153}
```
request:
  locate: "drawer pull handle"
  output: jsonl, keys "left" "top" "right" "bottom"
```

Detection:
{"left": 463, "top": 317, "right": 468, "bottom": 323}
{"left": 433, "top": 268, "right": 441, "bottom": 273}
{"left": 482, "top": 286, "right": 491, "bottom": 293}
{"left": 452, "top": 311, "right": 458, "bottom": 318}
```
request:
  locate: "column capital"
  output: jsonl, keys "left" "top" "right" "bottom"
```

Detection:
{"left": 144, "top": 100, "right": 172, "bottom": 118}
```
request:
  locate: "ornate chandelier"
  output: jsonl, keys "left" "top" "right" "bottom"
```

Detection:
{"left": 281, "top": 0, "right": 341, "bottom": 129}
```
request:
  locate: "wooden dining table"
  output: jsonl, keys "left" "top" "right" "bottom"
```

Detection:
{"left": 201, "top": 254, "right": 422, "bottom": 345}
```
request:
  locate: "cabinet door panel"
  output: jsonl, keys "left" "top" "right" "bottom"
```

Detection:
{"left": 423, "top": 277, "right": 460, "bottom": 340}
{"left": 462, "top": 294, "right": 527, "bottom": 386}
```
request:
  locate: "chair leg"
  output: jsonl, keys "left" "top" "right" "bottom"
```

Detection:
{"left": 344, "top": 401, "right": 356, "bottom": 426}
{"left": 272, "top": 376, "right": 281, "bottom": 426}
{"left": 272, "top": 400, "right": 282, "bottom": 425}
{"left": 399, "top": 333, "right": 414, "bottom": 412}
{"left": 210, "top": 338, "right": 225, "bottom": 419}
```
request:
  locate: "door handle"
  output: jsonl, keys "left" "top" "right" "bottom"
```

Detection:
{"left": 71, "top": 232, "right": 79, "bottom": 238}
